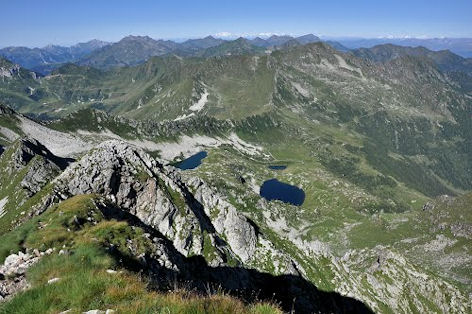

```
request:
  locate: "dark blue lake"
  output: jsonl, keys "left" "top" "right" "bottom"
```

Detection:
{"left": 268, "top": 165, "right": 287, "bottom": 170}
{"left": 175, "top": 151, "right": 208, "bottom": 170}
{"left": 260, "top": 179, "right": 305, "bottom": 206}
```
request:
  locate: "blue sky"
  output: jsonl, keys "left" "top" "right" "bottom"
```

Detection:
{"left": 1, "top": 0, "right": 471, "bottom": 47}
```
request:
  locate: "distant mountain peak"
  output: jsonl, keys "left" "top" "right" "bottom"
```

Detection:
{"left": 298, "top": 33, "right": 318, "bottom": 38}
{"left": 87, "top": 39, "right": 104, "bottom": 44}
{"left": 268, "top": 34, "right": 292, "bottom": 40}
{"left": 296, "top": 34, "right": 321, "bottom": 44}
{"left": 263, "top": 35, "right": 295, "bottom": 47}
{"left": 200, "top": 37, "right": 264, "bottom": 57}
{"left": 43, "top": 44, "right": 60, "bottom": 49}
{"left": 280, "top": 39, "right": 302, "bottom": 48}
{"left": 121, "top": 35, "right": 155, "bottom": 42}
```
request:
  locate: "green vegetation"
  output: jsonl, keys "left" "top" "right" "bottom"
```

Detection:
{"left": 49, "top": 108, "right": 136, "bottom": 139}
{"left": 0, "top": 113, "right": 22, "bottom": 135}
{"left": 0, "top": 195, "right": 281, "bottom": 313}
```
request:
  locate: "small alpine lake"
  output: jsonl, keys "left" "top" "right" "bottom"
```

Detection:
{"left": 260, "top": 178, "right": 305, "bottom": 206}
{"left": 268, "top": 165, "right": 287, "bottom": 170}
{"left": 175, "top": 151, "right": 208, "bottom": 170}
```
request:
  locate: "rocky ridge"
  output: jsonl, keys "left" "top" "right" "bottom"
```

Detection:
{"left": 52, "top": 140, "right": 295, "bottom": 271}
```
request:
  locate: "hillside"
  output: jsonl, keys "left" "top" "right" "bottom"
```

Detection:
{"left": 339, "top": 37, "right": 472, "bottom": 58}
{"left": 2, "top": 42, "right": 472, "bottom": 192}
{"left": 78, "top": 36, "right": 179, "bottom": 69}
{"left": 250, "top": 34, "right": 321, "bottom": 47}
{"left": 351, "top": 43, "right": 472, "bottom": 74}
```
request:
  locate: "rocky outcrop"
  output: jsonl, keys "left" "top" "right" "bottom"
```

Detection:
{"left": 0, "top": 63, "right": 20, "bottom": 79}
{"left": 334, "top": 246, "right": 472, "bottom": 313}
{"left": 0, "top": 251, "right": 40, "bottom": 301}
{"left": 53, "top": 140, "right": 261, "bottom": 266}
{"left": 21, "top": 157, "right": 61, "bottom": 196}
{"left": 11, "top": 138, "right": 72, "bottom": 196}
{"left": 51, "top": 140, "right": 302, "bottom": 279}
{"left": 91, "top": 197, "right": 374, "bottom": 314}
{"left": 185, "top": 176, "right": 258, "bottom": 263}
{"left": 13, "top": 138, "right": 70, "bottom": 170}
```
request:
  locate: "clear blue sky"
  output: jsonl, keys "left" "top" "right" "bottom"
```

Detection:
{"left": 1, "top": 0, "right": 471, "bottom": 47}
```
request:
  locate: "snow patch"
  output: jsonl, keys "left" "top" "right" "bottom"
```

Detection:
{"left": 334, "top": 55, "right": 363, "bottom": 77}
{"left": 189, "top": 90, "right": 208, "bottom": 112}
{"left": 174, "top": 113, "right": 195, "bottom": 121}
{"left": 292, "top": 82, "right": 310, "bottom": 97}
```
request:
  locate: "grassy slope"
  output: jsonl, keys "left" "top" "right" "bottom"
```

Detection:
{"left": 0, "top": 195, "right": 280, "bottom": 314}
{"left": 2, "top": 54, "right": 276, "bottom": 120}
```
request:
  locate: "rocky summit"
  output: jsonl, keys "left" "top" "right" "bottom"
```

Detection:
{"left": 0, "top": 8, "right": 471, "bottom": 312}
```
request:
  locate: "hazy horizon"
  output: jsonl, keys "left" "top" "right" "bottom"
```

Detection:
{"left": 1, "top": 0, "right": 471, "bottom": 48}
{"left": 2, "top": 33, "right": 472, "bottom": 50}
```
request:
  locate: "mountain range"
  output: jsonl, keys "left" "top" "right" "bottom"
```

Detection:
{"left": 4, "top": 34, "right": 471, "bottom": 74}
{"left": 0, "top": 39, "right": 110, "bottom": 74}
{"left": 337, "top": 37, "right": 472, "bottom": 57}
{"left": 0, "top": 34, "right": 321, "bottom": 73}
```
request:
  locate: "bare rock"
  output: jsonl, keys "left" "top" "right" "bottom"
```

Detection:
{"left": 0, "top": 251, "right": 40, "bottom": 301}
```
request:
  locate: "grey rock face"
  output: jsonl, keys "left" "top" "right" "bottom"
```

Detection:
{"left": 185, "top": 176, "right": 258, "bottom": 263}
{"left": 54, "top": 140, "right": 260, "bottom": 265}
{"left": 0, "top": 63, "right": 20, "bottom": 79}
{"left": 21, "top": 157, "right": 61, "bottom": 196}
{"left": 12, "top": 138, "right": 71, "bottom": 196}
